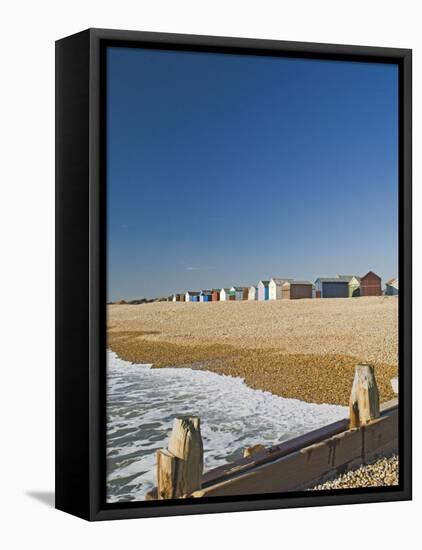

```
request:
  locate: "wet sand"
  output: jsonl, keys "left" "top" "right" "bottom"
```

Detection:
{"left": 107, "top": 296, "right": 398, "bottom": 406}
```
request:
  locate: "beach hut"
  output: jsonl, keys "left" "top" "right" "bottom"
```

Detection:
{"left": 281, "top": 280, "right": 313, "bottom": 300}
{"left": 385, "top": 277, "right": 399, "bottom": 296}
{"left": 248, "top": 285, "right": 257, "bottom": 300}
{"left": 257, "top": 280, "right": 270, "bottom": 301}
{"left": 220, "top": 288, "right": 231, "bottom": 301}
{"left": 172, "top": 293, "right": 184, "bottom": 302}
{"left": 314, "top": 277, "right": 349, "bottom": 298}
{"left": 185, "top": 291, "right": 200, "bottom": 302}
{"left": 199, "top": 290, "right": 212, "bottom": 302}
{"left": 360, "top": 271, "right": 382, "bottom": 296}
{"left": 337, "top": 275, "right": 361, "bottom": 297}
{"left": 269, "top": 278, "right": 293, "bottom": 300}
{"left": 211, "top": 289, "right": 220, "bottom": 301}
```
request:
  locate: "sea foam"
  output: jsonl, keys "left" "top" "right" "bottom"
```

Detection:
{"left": 106, "top": 350, "right": 347, "bottom": 502}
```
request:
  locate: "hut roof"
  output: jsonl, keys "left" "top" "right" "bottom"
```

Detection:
{"left": 200, "top": 290, "right": 212, "bottom": 294}
{"left": 258, "top": 280, "right": 270, "bottom": 287}
{"left": 186, "top": 291, "right": 200, "bottom": 296}
{"left": 315, "top": 277, "right": 348, "bottom": 284}
{"left": 337, "top": 275, "right": 361, "bottom": 282}
{"left": 386, "top": 277, "right": 398, "bottom": 285}
{"left": 283, "top": 280, "right": 312, "bottom": 286}
{"left": 270, "top": 277, "right": 294, "bottom": 285}
{"left": 361, "top": 270, "right": 381, "bottom": 281}
{"left": 231, "top": 286, "right": 247, "bottom": 291}
{"left": 221, "top": 288, "right": 231, "bottom": 292}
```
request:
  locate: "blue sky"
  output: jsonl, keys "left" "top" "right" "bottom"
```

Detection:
{"left": 107, "top": 47, "right": 398, "bottom": 300}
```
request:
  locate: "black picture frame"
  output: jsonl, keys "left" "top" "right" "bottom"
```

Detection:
{"left": 55, "top": 28, "right": 412, "bottom": 521}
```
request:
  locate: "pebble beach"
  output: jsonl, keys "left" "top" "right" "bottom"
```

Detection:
{"left": 107, "top": 296, "right": 398, "bottom": 406}
{"left": 310, "top": 455, "right": 399, "bottom": 490}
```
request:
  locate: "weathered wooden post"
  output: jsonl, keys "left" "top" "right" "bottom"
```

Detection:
{"left": 157, "top": 416, "right": 203, "bottom": 499}
{"left": 156, "top": 449, "right": 182, "bottom": 500}
{"left": 349, "top": 364, "right": 380, "bottom": 428}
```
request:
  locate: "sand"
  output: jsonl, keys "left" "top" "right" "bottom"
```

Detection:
{"left": 107, "top": 296, "right": 398, "bottom": 406}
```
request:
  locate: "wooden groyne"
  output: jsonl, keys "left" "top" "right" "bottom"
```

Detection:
{"left": 146, "top": 364, "right": 398, "bottom": 500}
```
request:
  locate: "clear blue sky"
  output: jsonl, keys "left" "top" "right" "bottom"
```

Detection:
{"left": 106, "top": 47, "right": 398, "bottom": 301}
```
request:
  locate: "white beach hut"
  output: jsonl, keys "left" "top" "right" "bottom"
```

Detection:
{"left": 248, "top": 285, "right": 257, "bottom": 300}
{"left": 220, "top": 288, "right": 231, "bottom": 301}
{"left": 257, "top": 280, "right": 270, "bottom": 301}
{"left": 269, "top": 278, "right": 293, "bottom": 300}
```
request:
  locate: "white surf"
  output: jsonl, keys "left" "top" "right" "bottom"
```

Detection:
{"left": 106, "top": 350, "right": 347, "bottom": 502}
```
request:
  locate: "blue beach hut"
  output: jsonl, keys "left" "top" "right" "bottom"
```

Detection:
{"left": 185, "top": 291, "right": 200, "bottom": 302}
{"left": 199, "top": 290, "right": 213, "bottom": 302}
{"left": 257, "top": 280, "right": 270, "bottom": 301}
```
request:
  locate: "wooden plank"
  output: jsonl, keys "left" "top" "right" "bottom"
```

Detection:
{"left": 149, "top": 400, "right": 397, "bottom": 500}
{"left": 201, "top": 401, "right": 397, "bottom": 488}
{"left": 380, "top": 398, "right": 398, "bottom": 412}
{"left": 202, "top": 399, "right": 398, "bottom": 487}
{"left": 363, "top": 408, "right": 399, "bottom": 457}
{"left": 201, "top": 417, "right": 349, "bottom": 487}
{"left": 192, "top": 407, "right": 398, "bottom": 498}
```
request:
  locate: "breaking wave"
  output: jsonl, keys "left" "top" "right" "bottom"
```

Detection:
{"left": 106, "top": 350, "right": 347, "bottom": 502}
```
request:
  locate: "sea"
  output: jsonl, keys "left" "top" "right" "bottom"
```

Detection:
{"left": 106, "top": 350, "right": 347, "bottom": 502}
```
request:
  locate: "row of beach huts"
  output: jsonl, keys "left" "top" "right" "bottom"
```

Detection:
{"left": 171, "top": 272, "right": 399, "bottom": 302}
